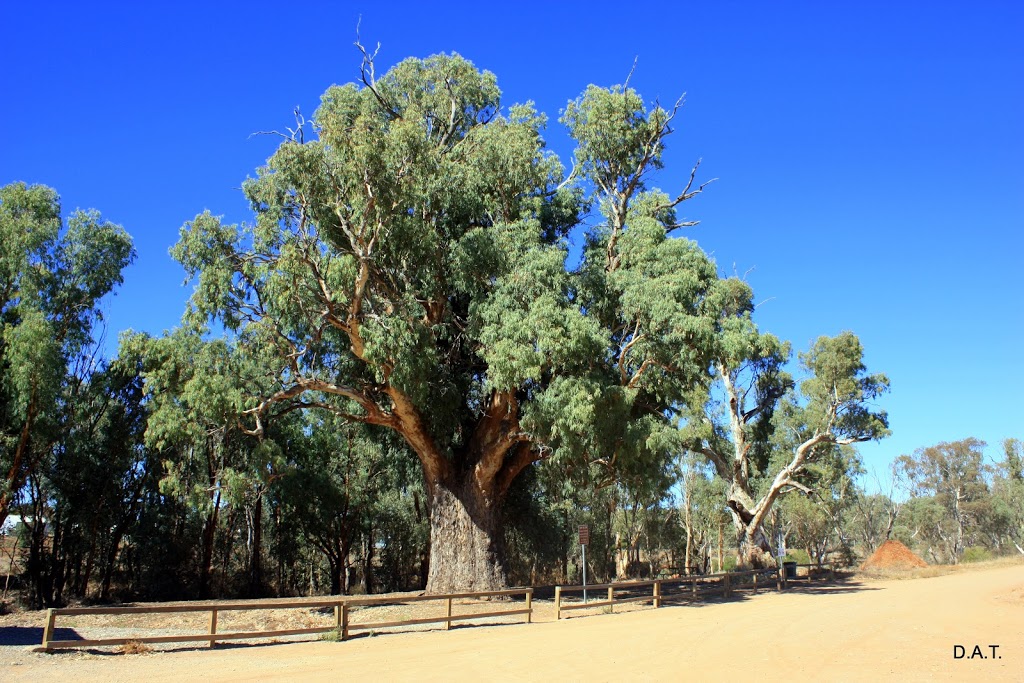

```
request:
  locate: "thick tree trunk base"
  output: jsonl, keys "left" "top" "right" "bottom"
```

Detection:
{"left": 740, "top": 544, "right": 776, "bottom": 569}
{"left": 425, "top": 480, "right": 507, "bottom": 594}
{"left": 730, "top": 512, "right": 776, "bottom": 570}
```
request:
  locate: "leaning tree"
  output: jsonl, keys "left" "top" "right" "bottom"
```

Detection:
{"left": 170, "top": 51, "right": 724, "bottom": 592}
{"left": 681, "top": 288, "right": 890, "bottom": 568}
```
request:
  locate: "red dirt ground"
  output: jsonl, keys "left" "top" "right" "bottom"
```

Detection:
{"left": 4, "top": 560, "right": 1023, "bottom": 681}
{"left": 861, "top": 539, "right": 928, "bottom": 570}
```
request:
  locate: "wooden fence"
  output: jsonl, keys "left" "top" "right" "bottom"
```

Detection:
{"left": 38, "top": 587, "right": 533, "bottom": 651}
{"left": 553, "top": 565, "right": 836, "bottom": 620}
{"left": 39, "top": 563, "right": 840, "bottom": 650}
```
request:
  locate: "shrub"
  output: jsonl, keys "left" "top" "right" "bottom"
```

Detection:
{"left": 783, "top": 549, "right": 811, "bottom": 565}
{"left": 117, "top": 640, "right": 152, "bottom": 655}
{"left": 961, "top": 547, "right": 992, "bottom": 563}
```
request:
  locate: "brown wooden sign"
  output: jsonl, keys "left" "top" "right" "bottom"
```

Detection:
{"left": 578, "top": 524, "right": 590, "bottom": 546}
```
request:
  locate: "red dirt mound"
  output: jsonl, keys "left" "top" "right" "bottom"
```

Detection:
{"left": 861, "top": 539, "right": 928, "bottom": 570}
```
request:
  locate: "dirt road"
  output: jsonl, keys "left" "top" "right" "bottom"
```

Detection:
{"left": 5, "top": 563, "right": 1022, "bottom": 682}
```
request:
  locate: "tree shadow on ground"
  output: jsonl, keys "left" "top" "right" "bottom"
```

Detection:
{"left": 666, "top": 573, "right": 882, "bottom": 606}
{"left": 553, "top": 573, "right": 880, "bottom": 618}
{"left": 0, "top": 625, "right": 79, "bottom": 647}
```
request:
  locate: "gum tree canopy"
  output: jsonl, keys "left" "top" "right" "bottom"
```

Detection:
{"left": 172, "top": 52, "right": 722, "bottom": 592}
{"left": 1, "top": 182, "right": 134, "bottom": 523}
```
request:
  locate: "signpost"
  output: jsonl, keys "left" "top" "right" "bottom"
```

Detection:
{"left": 579, "top": 524, "right": 590, "bottom": 603}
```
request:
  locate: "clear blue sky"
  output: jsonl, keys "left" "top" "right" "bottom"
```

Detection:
{"left": 3, "top": 1, "right": 1022, "bottom": 481}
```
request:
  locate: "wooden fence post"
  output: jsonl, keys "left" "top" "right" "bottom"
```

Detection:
{"left": 555, "top": 586, "right": 562, "bottom": 621}
{"left": 753, "top": 572, "right": 758, "bottom": 594}
{"left": 654, "top": 580, "right": 661, "bottom": 608}
{"left": 723, "top": 573, "right": 731, "bottom": 598}
{"left": 526, "top": 589, "right": 533, "bottom": 624}
{"left": 691, "top": 576, "right": 697, "bottom": 597}
{"left": 341, "top": 602, "right": 349, "bottom": 641}
{"left": 446, "top": 597, "right": 453, "bottom": 630}
{"left": 41, "top": 608, "right": 56, "bottom": 650}
{"left": 607, "top": 586, "right": 614, "bottom": 613}
{"left": 209, "top": 608, "right": 218, "bottom": 648}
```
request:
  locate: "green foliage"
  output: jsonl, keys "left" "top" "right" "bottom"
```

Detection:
{"left": 0, "top": 182, "right": 135, "bottom": 605}
{"left": 896, "top": 438, "right": 991, "bottom": 563}
{"left": 961, "top": 546, "right": 992, "bottom": 563}
{"left": 319, "top": 627, "right": 343, "bottom": 642}
{"left": 783, "top": 549, "right": 811, "bottom": 565}
{"left": 502, "top": 467, "right": 568, "bottom": 584}
{"left": 798, "top": 332, "right": 890, "bottom": 443}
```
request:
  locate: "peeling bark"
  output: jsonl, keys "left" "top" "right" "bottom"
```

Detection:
{"left": 425, "top": 472, "right": 507, "bottom": 593}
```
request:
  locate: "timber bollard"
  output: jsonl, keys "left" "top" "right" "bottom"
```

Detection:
{"left": 723, "top": 573, "right": 731, "bottom": 598}
{"left": 555, "top": 586, "right": 562, "bottom": 620}
{"left": 41, "top": 608, "right": 56, "bottom": 651}
{"left": 608, "top": 586, "right": 614, "bottom": 613}
{"left": 210, "top": 608, "right": 218, "bottom": 648}
{"left": 653, "top": 580, "right": 662, "bottom": 608}
{"left": 526, "top": 589, "right": 532, "bottom": 623}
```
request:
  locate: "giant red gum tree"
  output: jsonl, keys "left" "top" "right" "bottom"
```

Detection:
{"left": 170, "top": 52, "right": 724, "bottom": 592}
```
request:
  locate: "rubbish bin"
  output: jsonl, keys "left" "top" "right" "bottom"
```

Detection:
{"left": 783, "top": 561, "right": 797, "bottom": 579}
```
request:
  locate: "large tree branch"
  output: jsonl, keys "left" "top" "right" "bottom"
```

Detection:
{"left": 701, "top": 446, "right": 730, "bottom": 481}
{"left": 657, "top": 158, "right": 717, "bottom": 213}
{"left": 495, "top": 441, "right": 543, "bottom": 499}
{"left": 240, "top": 376, "right": 391, "bottom": 437}
{"left": 0, "top": 384, "right": 37, "bottom": 523}
{"left": 383, "top": 385, "right": 452, "bottom": 490}
{"left": 354, "top": 33, "right": 398, "bottom": 119}
{"left": 617, "top": 320, "right": 644, "bottom": 384}
{"left": 747, "top": 432, "right": 833, "bottom": 537}
{"left": 469, "top": 390, "right": 525, "bottom": 497}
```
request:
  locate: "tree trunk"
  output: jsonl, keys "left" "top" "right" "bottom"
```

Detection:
{"left": 327, "top": 553, "right": 343, "bottom": 596}
{"left": 198, "top": 499, "right": 219, "bottom": 599}
{"left": 0, "top": 387, "right": 37, "bottom": 525}
{"left": 683, "top": 478, "right": 694, "bottom": 575}
{"left": 361, "top": 523, "right": 375, "bottom": 594}
{"left": 739, "top": 523, "right": 774, "bottom": 568}
{"left": 727, "top": 501, "right": 773, "bottom": 568}
{"left": 99, "top": 529, "right": 126, "bottom": 601}
{"left": 425, "top": 474, "right": 507, "bottom": 594}
{"left": 246, "top": 494, "right": 264, "bottom": 596}
{"left": 726, "top": 485, "right": 773, "bottom": 568}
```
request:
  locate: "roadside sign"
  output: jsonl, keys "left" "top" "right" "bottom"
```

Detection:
{"left": 579, "top": 524, "right": 590, "bottom": 546}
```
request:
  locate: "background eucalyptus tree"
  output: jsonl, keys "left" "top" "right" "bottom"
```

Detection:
{"left": 682, "top": 302, "right": 890, "bottom": 566}
{"left": 1, "top": 183, "right": 135, "bottom": 525}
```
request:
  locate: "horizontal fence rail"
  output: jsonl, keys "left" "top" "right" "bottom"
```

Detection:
{"left": 342, "top": 588, "right": 532, "bottom": 639}
{"left": 38, "top": 588, "right": 533, "bottom": 651}
{"left": 39, "top": 563, "right": 841, "bottom": 650}
{"left": 552, "top": 563, "right": 837, "bottom": 620}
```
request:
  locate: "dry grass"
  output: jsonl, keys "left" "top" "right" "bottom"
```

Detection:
{"left": 855, "top": 553, "right": 1024, "bottom": 581}
{"left": 115, "top": 640, "right": 152, "bottom": 655}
